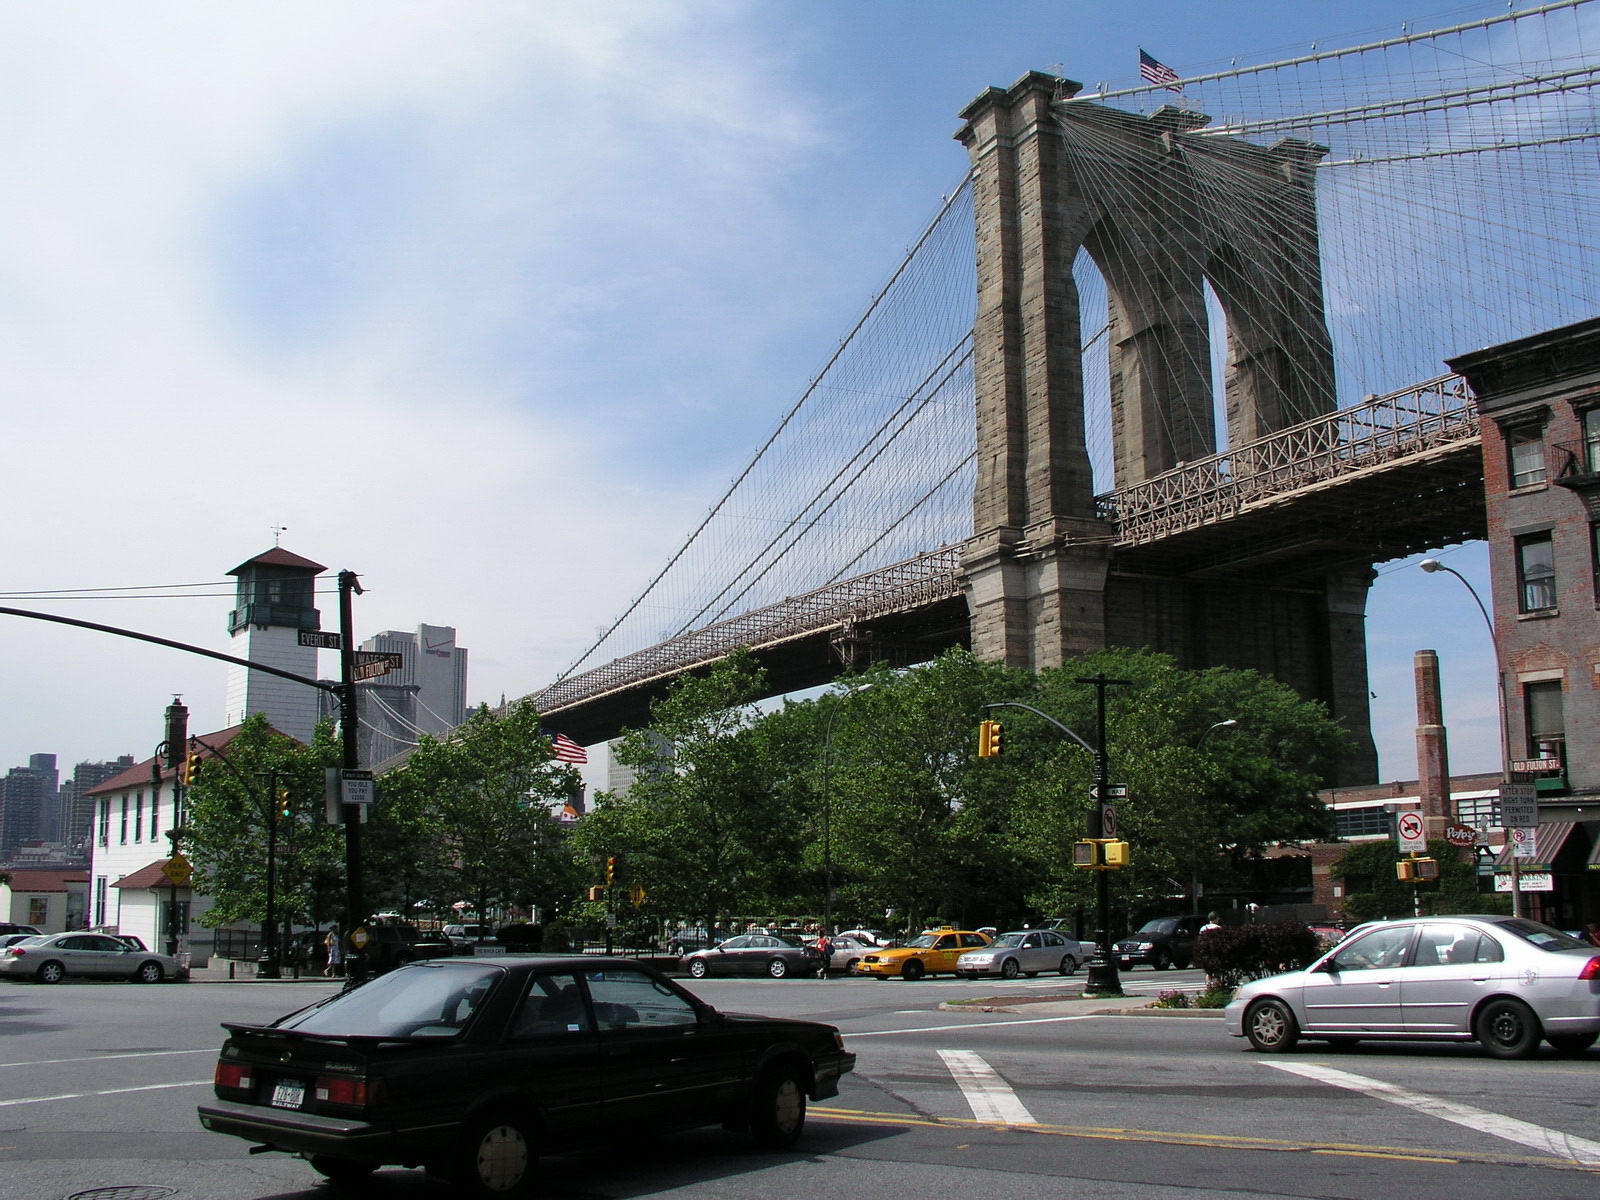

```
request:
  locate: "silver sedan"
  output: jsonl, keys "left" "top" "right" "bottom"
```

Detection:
{"left": 1226, "top": 915, "right": 1600, "bottom": 1058}
{"left": 956, "top": 929, "right": 1087, "bottom": 979}
{"left": 0, "top": 931, "right": 181, "bottom": 984}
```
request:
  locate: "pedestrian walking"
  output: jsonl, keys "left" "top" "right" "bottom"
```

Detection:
{"left": 324, "top": 926, "right": 344, "bottom": 977}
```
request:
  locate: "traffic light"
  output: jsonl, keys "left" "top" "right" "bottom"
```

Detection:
{"left": 977, "top": 720, "right": 1003, "bottom": 758}
{"left": 180, "top": 751, "right": 202, "bottom": 786}
{"left": 277, "top": 788, "right": 292, "bottom": 820}
{"left": 587, "top": 886, "right": 605, "bottom": 902}
{"left": 1073, "top": 838, "right": 1131, "bottom": 870}
{"left": 605, "top": 856, "right": 618, "bottom": 885}
{"left": 1397, "top": 857, "right": 1438, "bottom": 882}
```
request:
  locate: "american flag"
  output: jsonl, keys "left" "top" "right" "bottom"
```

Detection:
{"left": 1139, "top": 49, "right": 1182, "bottom": 92}
{"left": 545, "top": 729, "right": 588, "bottom": 765}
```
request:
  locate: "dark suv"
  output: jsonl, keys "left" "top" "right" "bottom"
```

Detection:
{"left": 362, "top": 923, "right": 452, "bottom": 975}
{"left": 1114, "top": 915, "right": 1204, "bottom": 970}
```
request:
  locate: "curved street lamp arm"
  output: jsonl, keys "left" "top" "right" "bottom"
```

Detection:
{"left": 982, "top": 701, "right": 1097, "bottom": 755}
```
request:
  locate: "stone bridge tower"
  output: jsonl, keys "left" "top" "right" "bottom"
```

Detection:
{"left": 957, "top": 71, "right": 1375, "bottom": 782}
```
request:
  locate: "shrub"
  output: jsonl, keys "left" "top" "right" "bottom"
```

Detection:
{"left": 1191, "top": 922, "right": 1321, "bottom": 990}
{"left": 1148, "top": 989, "right": 1191, "bottom": 1008}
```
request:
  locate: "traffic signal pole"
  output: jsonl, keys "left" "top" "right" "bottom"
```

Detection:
{"left": 338, "top": 570, "right": 367, "bottom": 985}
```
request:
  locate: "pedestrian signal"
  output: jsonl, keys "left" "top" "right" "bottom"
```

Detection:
{"left": 1073, "top": 839, "right": 1130, "bottom": 870}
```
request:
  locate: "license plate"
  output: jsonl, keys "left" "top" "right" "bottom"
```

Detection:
{"left": 271, "top": 1081, "right": 305, "bottom": 1109}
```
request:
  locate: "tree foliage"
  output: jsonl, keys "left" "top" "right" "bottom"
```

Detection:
{"left": 1331, "top": 838, "right": 1508, "bottom": 923}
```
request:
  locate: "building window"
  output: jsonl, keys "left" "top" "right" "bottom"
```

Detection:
{"left": 98, "top": 800, "right": 110, "bottom": 846}
{"left": 150, "top": 785, "right": 160, "bottom": 843}
{"left": 1507, "top": 426, "right": 1547, "bottom": 488}
{"left": 1516, "top": 533, "right": 1557, "bottom": 612}
{"left": 1333, "top": 807, "right": 1396, "bottom": 838}
{"left": 1524, "top": 679, "right": 1565, "bottom": 761}
{"left": 1585, "top": 408, "right": 1600, "bottom": 473}
{"left": 134, "top": 790, "right": 142, "bottom": 842}
{"left": 1455, "top": 795, "right": 1499, "bottom": 832}
{"left": 119, "top": 797, "right": 128, "bottom": 844}
{"left": 94, "top": 877, "right": 107, "bottom": 926}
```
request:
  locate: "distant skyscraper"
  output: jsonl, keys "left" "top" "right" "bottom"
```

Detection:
{"left": 351, "top": 625, "right": 469, "bottom": 766}
{"left": 223, "top": 547, "right": 326, "bottom": 743}
{"left": 54, "top": 755, "right": 136, "bottom": 852}
{"left": 0, "top": 753, "right": 59, "bottom": 859}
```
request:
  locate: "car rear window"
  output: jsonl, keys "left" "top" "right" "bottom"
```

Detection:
{"left": 278, "top": 963, "right": 502, "bottom": 1038}
{"left": 1497, "top": 919, "right": 1591, "bottom": 951}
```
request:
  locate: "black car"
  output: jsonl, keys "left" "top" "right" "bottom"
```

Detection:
{"left": 197, "top": 956, "right": 854, "bottom": 1196}
{"left": 681, "top": 933, "right": 822, "bottom": 979}
{"left": 360, "top": 922, "right": 452, "bottom": 974}
{"left": 1114, "top": 915, "right": 1205, "bottom": 970}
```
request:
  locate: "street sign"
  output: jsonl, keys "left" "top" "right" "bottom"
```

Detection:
{"left": 297, "top": 630, "right": 342, "bottom": 649}
{"left": 341, "top": 769, "right": 375, "bottom": 806}
{"left": 1100, "top": 805, "right": 1118, "bottom": 837}
{"left": 1498, "top": 780, "right": 1537, "bottom": 829}
{"left": 161, "top": 853, "right": 192, "bottom": 886}
{"left": 1495, "top": 870, "right": 1553, "bottom": 892}
{"left": 1396, "top": 811, "right": 1426, "bottom": 853}
{"left": 1511, "top": 826, "right": 1537, "bottom": 859}
{"left": 351, "top": 651, "right": 404, "bottom": 682}
{"left": 1088, "top": 784, "right": 1128, "bottom": 800}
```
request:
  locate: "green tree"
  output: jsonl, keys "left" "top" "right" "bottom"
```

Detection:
{"left": 183, "top": 714, "right": 346, "bottom": 933}
{"left": 1331, "top": 839, "right": 1507, "bottom": 922}
{"left": 369, "top": 700, "right": 581, "bottom": 925}
{"left": 573, "top": 651, "right": 802, "bottom": 936}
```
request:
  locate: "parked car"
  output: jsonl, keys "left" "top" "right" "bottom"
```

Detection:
{"left": 1227, "top": 915, "right": 1600, "bottom": 1058}
{"left": 362, "top": 923, "right": 453, "bottom": 975}
{"left": 0, "top": 922, "right": 41, "bottom": 938}
{"left": 0, "top": 933, "right": 40, "bottom": 949}
{"left": 1114, "top": 915, "right": 1205, "bottom": 970}
{"left": 820, "top": 933, "right": 882, "bottom": 974}
{"left": 835, "top": 928, "right": 894, "bottom": 947}
{"left": 851, "top": 928, "right": 993, "bottom": 980}
{"left": 956, "top": 929, "right": 1086, "bottom": 979}
{"left": 681, "top": 934, "right": 821, "bottom": 979}
{"left": 0, "top": 931, "right": 180, "bottom": 983}
{"left": 197, "top": 956, "right": 855, "bottom": 1196}
{"left": 442, "top": 924, "right": 495, "bottom": 954}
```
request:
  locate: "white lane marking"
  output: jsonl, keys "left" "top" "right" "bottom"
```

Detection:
{"left": 938, "top": 1049, "right": 1036, "bottom": 1125}
{"left": 849, "top": 1014, "right": 1100, "bottom": 1037}
{"left": 1264, "top": 1061, "right": 1600, "bottom": 1165}
{"left": 0, "top": 1048, "right": 216, "bottom": 1069}
{"left": 0, "top": 1079, "right": 213, "bottom": 1108}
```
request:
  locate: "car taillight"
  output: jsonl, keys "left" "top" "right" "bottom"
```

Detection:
{"left": 5, "top": 948, "right": 23, "bottom": 958}
{"left": 315, "top": 1075, "right": 375, "bottom": 1106}
{"left": 214, "top": 1061, "right": 253, "bottom": 1090}
{"left": 1579, "top": 956, "right": 1600, "bottom": 981}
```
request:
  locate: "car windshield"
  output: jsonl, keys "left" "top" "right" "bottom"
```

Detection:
{"left": 277, "top": 962, "right": 502, "bottom": 1038}
{"left": 1137, "top": 919, "right": 1177, "bottom": 935}
{"left": 1497, "top": 918, "right": 1591, "bottom": 951}
{"left": 992, "top": 933, "right": 1028, "bottom": 948}
{"left": 906, "top": 934, "right": 939, "bottom": 948}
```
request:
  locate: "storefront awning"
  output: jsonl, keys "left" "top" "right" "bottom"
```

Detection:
{"left": 1496, "top": 820, "right": 1575, "bottom": 867}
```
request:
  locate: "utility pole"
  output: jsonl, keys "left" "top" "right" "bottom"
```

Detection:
{"left": 259, "top": 768, "right": 280, "bottom": 978}
{"left": 338, "top": 569, "right": 366, "bottom": 983}
{"left": 1076, "top": 674, "right": 1131, "bottom": 997}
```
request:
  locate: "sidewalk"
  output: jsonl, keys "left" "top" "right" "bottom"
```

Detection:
{"left": 937, "top": 990, "right": 1225, "bottom": 1018}
{"left": 184, "top": 958, "right": 343, "bottom": 983}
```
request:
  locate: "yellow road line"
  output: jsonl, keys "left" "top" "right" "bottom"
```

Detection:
{"left": 809, "top": 1107, "right": 1600, "bottom": 1173}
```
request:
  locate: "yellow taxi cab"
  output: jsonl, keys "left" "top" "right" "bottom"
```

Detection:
{"left": 850, "top": 927, "right": 993, "bottom": 980}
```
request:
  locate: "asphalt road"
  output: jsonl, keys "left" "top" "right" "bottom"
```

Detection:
{"left": 2, "top": 969, "right": 1597, "bottom": 1200}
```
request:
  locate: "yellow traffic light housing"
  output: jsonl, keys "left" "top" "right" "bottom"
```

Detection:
{"left": 180, "top": 751, "right": 202, "bottom": 786}
{"left": 1073, "top": 838, "right": 1131, "bottom": 870}
{"left": 1396, "top": 856, "right": 1438, "bottom": 882}
{"left": 977, "top": 719, "right": 1003, "bottom": 758}
{"left": 277, "top": 788, "right": 292, "bottom": 820}
{"left": 587, "top": 885, "right": 605, "bottom": 902}
{"left": 605, "top": 856, "right": 618, "bottom": 885}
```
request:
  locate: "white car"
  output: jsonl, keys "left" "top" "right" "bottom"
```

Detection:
{"left": 0, "top": 931, "right": 181, "bottom": 983}
{"left": 956, "top": 929, "right": 1087, "bottom": 979}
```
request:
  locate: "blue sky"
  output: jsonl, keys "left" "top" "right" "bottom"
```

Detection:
{"left": 0, "top": 1, "right": 1516, "bottom": 790}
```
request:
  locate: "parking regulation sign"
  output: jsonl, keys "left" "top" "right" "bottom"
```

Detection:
{"left": 1396, "top": 810, "right": 1427, "bottom": 853}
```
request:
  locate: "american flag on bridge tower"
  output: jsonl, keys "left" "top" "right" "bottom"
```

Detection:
{"left": 545, "top": 729, "right": 588, "bottom": 765}
{"left": 1139, "top": 49, "right": 1182, "bottom": 92}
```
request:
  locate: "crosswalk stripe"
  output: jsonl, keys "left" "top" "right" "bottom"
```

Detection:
{"left": 938, "top": 1049, "right": 1036, "bottom": 1125}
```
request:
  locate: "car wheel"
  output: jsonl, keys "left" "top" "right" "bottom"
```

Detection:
{"left": 1059, "top": 955, "right": 1078, "bottom": 976}
{"left": 456, "top": 1111, "right": 536, "bottom": 1197}
{"left": 901, "top": 959, "right": 926, "bottom": 981}
{"left": 308, "top": 1156, "right": 378, "bottom": 1185}
{"left": 766, "top": 958, "right": 789, "bottom": 980}
{"left": 845, "top": 958, "right": 860, "bottom": 973}
{"left": 36, "top": 961, "right": 64, "bottom": 984}
{"left": 1546, "top": 1032, "right": 1598, "bottom": 1055}
{"left": 1475, "top": 998, "right": 1542, "bottom": 1059}
{"left": 132, "top": 961, "right": 163, "bottom": 984}
{"left": 1152, "top": 949, "right": 1172, "bottom": 970}
{"left": 1244, "top": 999, "right": 1301, "bottom": 1053}
{"left": 1000, "top": 958, "right": 1021, "bottom": 980}
{"left": 748, "top": 1067, "right": 807, "bottom": 1150}
{"left": 688, "top": 959, "right": 708, "bottom": 979}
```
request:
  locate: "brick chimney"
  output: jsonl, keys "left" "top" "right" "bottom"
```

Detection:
{"left": 1415, "top": 649, "right": 1451, "bottom": 826}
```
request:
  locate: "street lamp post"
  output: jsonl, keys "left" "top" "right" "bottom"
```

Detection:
{"left": 1191, "top": 720, "right": 1239, "bottom": 909}
{"left": 819, "top": 683, "right": 872, "bottom": 965}
{"left": 1418, "top": 557, "right": 1519, "bottom": 915}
